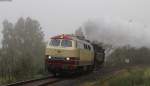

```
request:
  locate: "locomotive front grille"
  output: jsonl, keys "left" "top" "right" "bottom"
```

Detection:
{"left": 50, "top": 57, "right": 66, "bottom": 60}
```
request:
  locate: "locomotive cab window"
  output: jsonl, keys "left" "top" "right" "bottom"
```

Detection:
{"left": 61, "top": 40, "right": 72, "bottom": 47}
{"left": 49, "top": 39, "right": 60, "bottom": 46}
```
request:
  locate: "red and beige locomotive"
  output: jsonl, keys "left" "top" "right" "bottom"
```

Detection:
{"left": 45, "top": 34, "right": 105, "bottom": 75}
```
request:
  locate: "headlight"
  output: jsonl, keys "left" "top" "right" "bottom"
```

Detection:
{"left": 66, "top": 57, "right": 70, "bottom": 60}
{"left": 48, "top": 56, "right": 52, "bottom": 59}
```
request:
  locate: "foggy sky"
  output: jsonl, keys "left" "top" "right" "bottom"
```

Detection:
{"left": 0, "top": 0, "right": 150, "bottom": 41}
{"left": 84, "top": 17, "right": 150, "bottom": 48}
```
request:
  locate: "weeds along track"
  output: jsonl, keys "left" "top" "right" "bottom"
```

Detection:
{"left": 5, "top": 75, "right": 62, "bottom": 86}
{"left": 96, "top": 65, "right": 145, "bottom": 83}
{"left": 4, "top": 66, "right": 138, "bottom": 86}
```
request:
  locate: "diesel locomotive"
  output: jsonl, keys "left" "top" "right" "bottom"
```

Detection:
{"left": 45, "top": 34, "right": 105, "bottom": 75}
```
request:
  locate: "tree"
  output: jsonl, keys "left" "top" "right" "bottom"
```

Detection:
{"left": 1, "top": 20, "right": 14, "bottom": 81}
{"left": 1, "top": 17, "right": 45, "bottom": 81}
{"left": 108, "top": 46, "right": 150, "bottom": 67}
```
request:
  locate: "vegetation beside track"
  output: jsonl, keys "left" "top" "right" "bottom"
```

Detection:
{"left": 80, "top": 66, "right": 150, "bottom": 86}
{"left": 0, "top": 17, "right": 46, "bottom": 85}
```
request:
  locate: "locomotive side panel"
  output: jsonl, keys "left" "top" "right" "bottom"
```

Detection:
{"left": 79, "top": 48, "right": 94, "bottom": 66}
{"left": 76, "top": 41, "right": 94, "bottom": 66}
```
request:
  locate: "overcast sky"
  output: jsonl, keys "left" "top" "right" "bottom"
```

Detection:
{"left": 0, "top": 0, "right": 150, "bottom": 40}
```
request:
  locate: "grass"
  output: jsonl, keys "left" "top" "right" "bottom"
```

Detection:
{"left": 0, "top": 74, "right": 46, "bottom": 85}
{"left": 80, "top": 66, "right": 150, "bottom": 86}
{"left": 0, "top": 76, "right": 17, "bottom": 85}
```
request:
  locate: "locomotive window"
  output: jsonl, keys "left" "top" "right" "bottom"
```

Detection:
{"left": 84, "top": 44, "right": 86, "bottom": 49}
{"left": 61, "top": 40, "right": 72, "bottom": 47}
{"left": 77, "top": 42, "right": 84, "bottom": 49}
{"left": 86, "top": 45, "right": 88, "bottom": 49}
{"left": 83, "top": 44, "right": 91, "bottom": 50}
{"left": 84, "top": 44, "right": 89, "bottom": 50}
{"left": 88, "top": 45, "right": 91, "bottom": 50}
{"left": 49, "top": 39, "right": 60, "bottom": 46}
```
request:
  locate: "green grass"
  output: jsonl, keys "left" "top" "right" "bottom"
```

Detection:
{"left": 80, "top": 66, "right": 150, "bottom": 86}
{"left": 0, "top": 76, "right": 16, "bottom": 85}
{"left": 0, "top": 74, "right": 46, "bottom": 85}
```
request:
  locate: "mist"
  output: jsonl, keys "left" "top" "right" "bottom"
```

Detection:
{"left": 84, "top": 17, "right": 150, "bottom": 48}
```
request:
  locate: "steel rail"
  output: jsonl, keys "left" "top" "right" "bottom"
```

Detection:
{"left": 5, "top": 75, "right": 59, "bottom": 86}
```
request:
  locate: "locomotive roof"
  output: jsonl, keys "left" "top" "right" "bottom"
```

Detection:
{"left": 50, "top": 34, "right": 91, "bottom": 43}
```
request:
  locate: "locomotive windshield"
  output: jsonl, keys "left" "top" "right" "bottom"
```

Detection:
{"left": 49, "top": 39, "right": 60, "bottom": 46}
{"left": 61, "top": 40, "right": 72, "bottom": 47}
{"left": 49, "top": 39, "right": 72, "bottom": 47}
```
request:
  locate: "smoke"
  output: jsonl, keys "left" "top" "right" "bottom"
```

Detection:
{"left": 83, "top": 17, "right": 150, "bottom": 48}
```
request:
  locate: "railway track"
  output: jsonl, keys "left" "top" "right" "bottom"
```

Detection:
{"left": 4, "top": 66, "right": 135, "bottom": 86}
{"left": 5, "top": 75, "right": 62, "bottom": 86}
